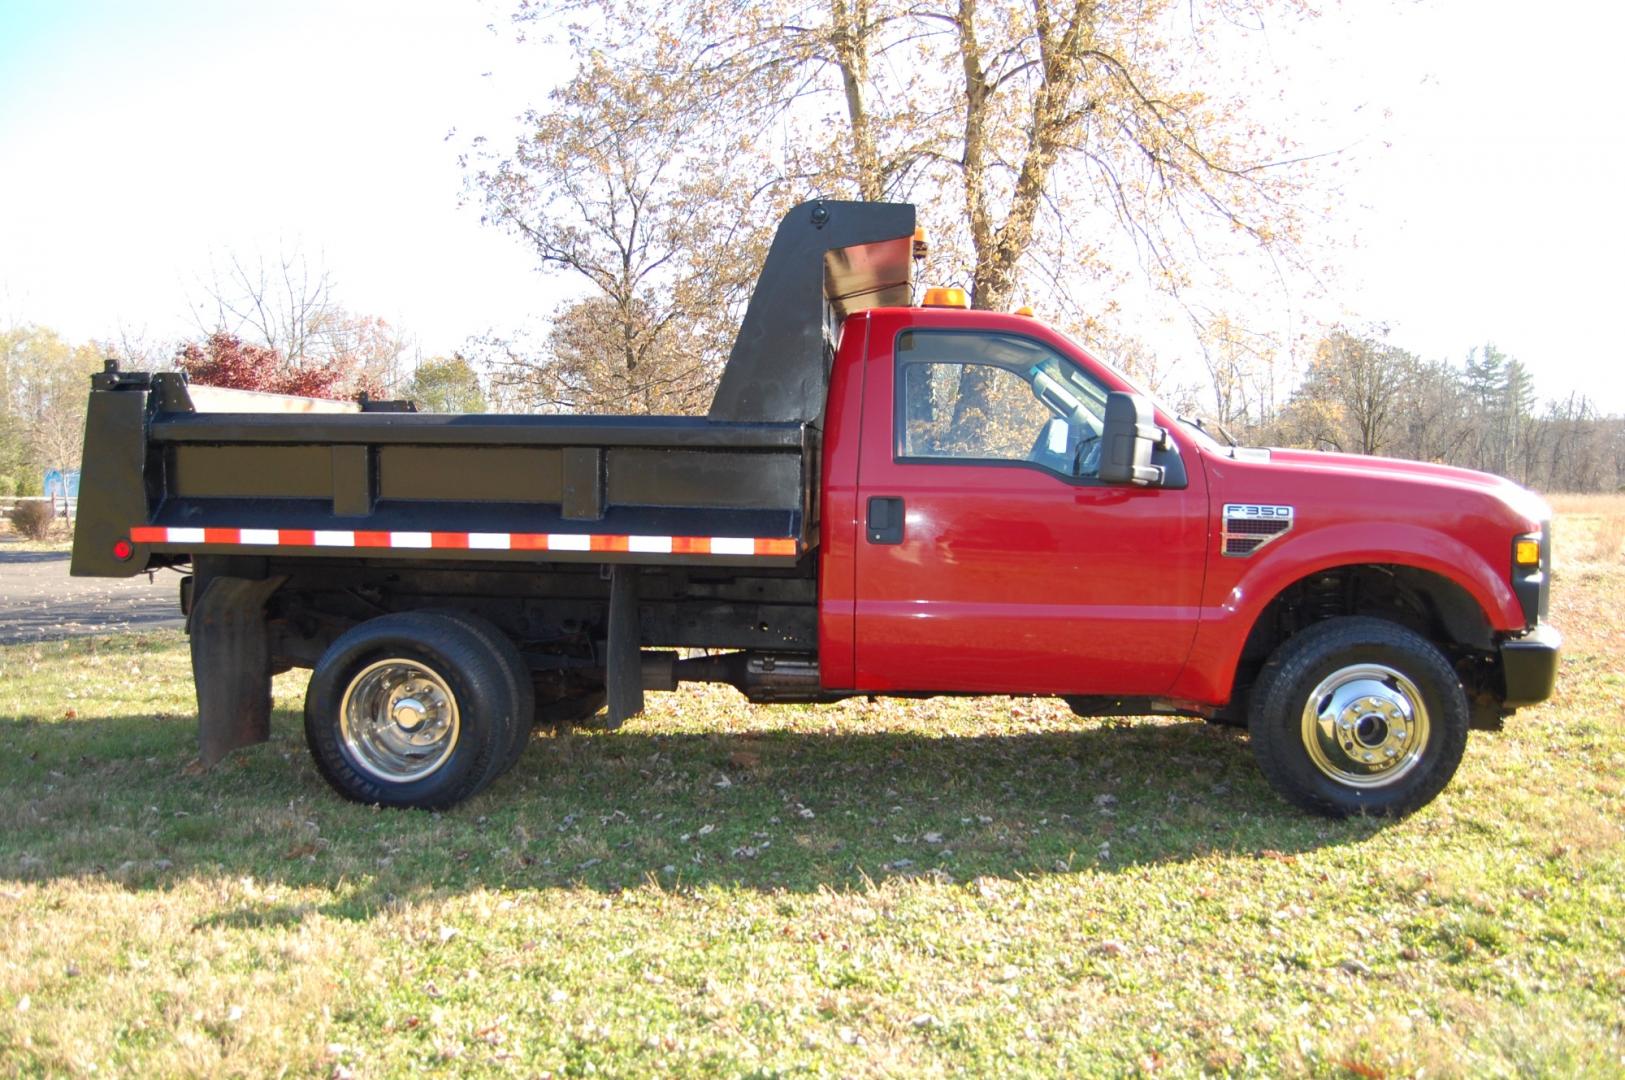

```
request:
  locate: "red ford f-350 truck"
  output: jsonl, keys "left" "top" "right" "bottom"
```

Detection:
{"left": 70, "top": 200, "right": 1560, "bottom": 817}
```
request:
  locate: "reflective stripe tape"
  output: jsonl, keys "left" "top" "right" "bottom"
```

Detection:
{"left": 127, "top": 525, "right": 799, "bottom": 558}
{"left": 755, "top": 537, "right": 798, "bottom": 556}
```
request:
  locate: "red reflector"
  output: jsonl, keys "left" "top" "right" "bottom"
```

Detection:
{"left": 112, "top": 539, "right": 134, "bottom": 561}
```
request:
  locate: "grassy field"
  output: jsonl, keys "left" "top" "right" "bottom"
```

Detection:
{"left": 2, "top": 502, "right": 1622, "bottom": 1077}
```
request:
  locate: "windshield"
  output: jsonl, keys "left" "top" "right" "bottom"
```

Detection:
{"left": 1052, "top": 329, "right": 1229, "bottom": 453}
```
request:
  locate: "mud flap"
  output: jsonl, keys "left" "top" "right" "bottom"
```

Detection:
{"left": 604, "top": 565, "right": 645, "bottom": 729}
{"left": 189, "top": 575, "right": 286, "bottom": 766}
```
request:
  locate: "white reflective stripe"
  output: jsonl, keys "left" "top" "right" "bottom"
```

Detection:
{"left": 709, "top": 536, "right": 755, "bottom": 556}
{"left": 167, "top": 527, "right": 206, "bottom": 544}
{"left": 547, "top": 534, "right": 591, "bottom": 551}
{"left": 314, "top": 530, "right": 354, "bottom": 547}
{"left": 628, "top": 535, "right": 672, "bottom": 553}
{"left": 468, "top": 533, "right": 511, "bottom": 550}
{"left": 239, "top": 529, "right": 279, "bottom": 545}
{"left": 391, "top": 532, "right": 432, "bottom": 548}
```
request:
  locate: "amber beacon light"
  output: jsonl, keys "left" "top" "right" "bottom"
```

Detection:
{"left": 921, "top": 286, "right": 968, "bottom": 309}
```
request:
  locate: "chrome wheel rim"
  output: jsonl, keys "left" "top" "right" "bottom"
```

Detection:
{"left": 1301, "top": 663, "right": 1430, "bottom": 788}
{"left": 339, "top": 659, "right": 460, "bottom": 783}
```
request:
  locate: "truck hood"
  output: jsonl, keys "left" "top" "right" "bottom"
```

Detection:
{"left": 1259, "top": 448, "right": 1551, "bottom": 526}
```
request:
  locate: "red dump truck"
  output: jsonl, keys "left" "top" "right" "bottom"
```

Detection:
{"left": 71, "top": 200, "right": 1559, "bottom": 817}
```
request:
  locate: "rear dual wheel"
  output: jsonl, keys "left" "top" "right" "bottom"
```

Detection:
{"left": 304, "top": 611, "right": 534, "bottom": 809}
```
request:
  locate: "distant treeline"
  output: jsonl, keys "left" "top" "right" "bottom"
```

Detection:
{"left": 1238, "top": 331, "right": 1622, "bottom": 493}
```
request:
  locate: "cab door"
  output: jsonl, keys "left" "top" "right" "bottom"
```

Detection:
{"left": 851, "top": 316, "right": 1209, "bottom": 696}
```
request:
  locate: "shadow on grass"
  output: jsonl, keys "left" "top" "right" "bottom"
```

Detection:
{"left": 0, "top": 708, "right": 1383, "bottom": 915}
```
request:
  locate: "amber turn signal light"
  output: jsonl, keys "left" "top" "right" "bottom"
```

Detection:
{"left": 1513, "top": 536, "right": 1541, "bottom": 568}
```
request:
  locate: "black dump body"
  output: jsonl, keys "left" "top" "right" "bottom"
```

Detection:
{"left": 71, "top": 200, "right": 916, "bottom": 581}
{"left": 68, "top": 201, "right": 917, "bottom": 762}
{"left": 72, "top": 388, "right": 816, "bottom": 577}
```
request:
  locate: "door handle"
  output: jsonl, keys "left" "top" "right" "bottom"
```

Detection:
{"left": 866, "top": 496, "right": 904, "bottom": 544}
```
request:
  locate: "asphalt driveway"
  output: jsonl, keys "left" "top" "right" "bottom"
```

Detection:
{"left": 0, "top": 546, "right": 185, "bottom": 644}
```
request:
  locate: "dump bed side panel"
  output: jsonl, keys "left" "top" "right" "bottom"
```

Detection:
{"left": 73, "top": 377, "right": 815, "bottom": 577}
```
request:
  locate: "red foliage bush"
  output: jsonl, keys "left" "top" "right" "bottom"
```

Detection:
{"left": 176, "top": 332, "right": 347, "bottom": 399}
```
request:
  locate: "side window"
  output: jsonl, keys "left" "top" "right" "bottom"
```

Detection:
{"left": 901, "top": 362, "right": 1049, "bottom": 461}
{"left": 895, "top": 330, "right": 1109, "bottom": 478}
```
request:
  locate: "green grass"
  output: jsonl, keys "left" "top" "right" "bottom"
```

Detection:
{"left": 2, "top": 538, "right": 1623, "bottom": 1075}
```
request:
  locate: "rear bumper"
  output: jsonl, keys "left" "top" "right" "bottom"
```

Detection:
{"left": 1500, "top": 624, "right": 1562, "bottom": 708}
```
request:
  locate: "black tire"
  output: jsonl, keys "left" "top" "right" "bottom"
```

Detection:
{"left": 303, "top": 612, "right": 524, "bottom": 809}
{"left": 418, "top": 608, "right": 535, "bottom": 780}
{"left": 1247, "top": 616, "right": 1469, "bottom": 818}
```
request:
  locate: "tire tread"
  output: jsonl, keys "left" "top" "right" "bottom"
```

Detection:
{"left": 1248, "top": 616, "right": 1469, "bottom": 818}
{"left": 304, "top": 612, "right": 519, "bottom": 809}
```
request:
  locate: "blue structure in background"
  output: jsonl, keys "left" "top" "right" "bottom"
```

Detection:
{"left": 43, "top": 469, "right": 81, "bottom": 502}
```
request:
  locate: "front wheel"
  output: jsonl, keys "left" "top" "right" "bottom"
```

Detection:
{"left": 1248, "top": 617, "right": 1469, "bottom": 818}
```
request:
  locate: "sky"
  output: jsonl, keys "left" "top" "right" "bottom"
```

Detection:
{"left": 1, "top": 0, "right": 1623, "bottom": 414}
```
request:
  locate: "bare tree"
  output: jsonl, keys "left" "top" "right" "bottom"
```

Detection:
{"left": 490, "top": 296, "right": 719, "bottom": 415}
{"left": 629, "top": 0, "right": 1325, "bottom": 311}
{"left": 468, "top": 38, "right": 780, "bottom": 413}
{"left": 190, "top": 249, "right": 413, "bottom": 393}
{"left": 193, "top": 249, "right": 341, "bottom": 365}
{"left": 1195, "top": 313, "right": 1282, "bottom": 429}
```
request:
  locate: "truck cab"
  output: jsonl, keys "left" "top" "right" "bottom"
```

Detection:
{"left": 817, "top": 291, "right": 1558, "bottom": 816}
